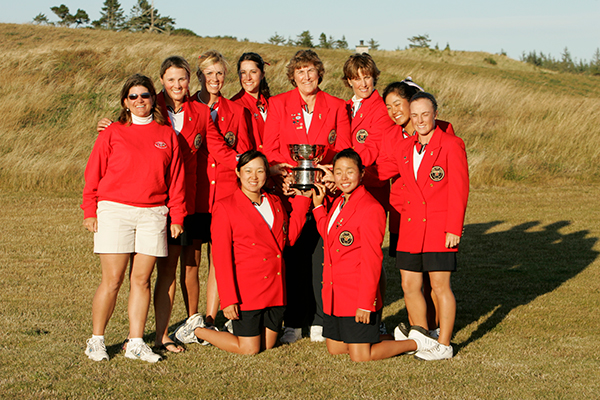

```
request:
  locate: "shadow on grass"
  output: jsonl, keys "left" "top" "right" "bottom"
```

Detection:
{"left": 382, "top": 220, "right": 599, "bottom": 351}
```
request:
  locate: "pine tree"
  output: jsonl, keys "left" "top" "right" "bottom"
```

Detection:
{"left": 295, "top": 31, "right": 314, "bottom": 48}
{"left": 32, "top": 13, "right": 52, "bottom": 25}
{"left": 72, "top": 9, "right": 89, "bottom": 27}
{"left": 367, "top": 38, "right": 379, "bottom": 51}
{"left": 93, "top": 0, "right": 125, "bottom": 30}
{"left": 334, "top": 35, "right": 348, "bottom": 50}
{"left": 318, "top": 33, "right": 333, "bottom": 49}
{"left": 50, "top": 4, "right": 74, "bottom": 27}
{"left": 267, "top": 32, "right": 286, "bottom": 46}
{"left": 126, "top": 0, "right": 174, "bottom": 33}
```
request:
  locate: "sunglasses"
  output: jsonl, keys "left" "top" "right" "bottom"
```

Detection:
{"left": 127, "top": 92, "right": 152, "bottom": 100}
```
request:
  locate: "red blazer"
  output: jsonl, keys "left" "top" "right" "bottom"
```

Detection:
{"left": 193, "top": 93, "right": 252, "bottom": 212}
{"left": 313, "top": 185, "right": 385, "bottom": 317}
{"left": 347, "top": 89, "right": 395, "bottom": 168}
{"left": 231, "top": 89, "right": 267, "bottom": 150}
{"left": 347, "top": 90, "right": 397, "bottom": 209}
{"left": 380, "top": 120, "right": 456, "bottom": 238}
{"left": 263, "top": 88, "right": 351, "bottom": 166}
{"left": 211, "top": 190, "right": 311, "bottom": 311}
{"left": 377, "top": 126, "right": 468, "bottom": 253}
{"left": 157, "top": 92, "right": 206, "bottom": 216}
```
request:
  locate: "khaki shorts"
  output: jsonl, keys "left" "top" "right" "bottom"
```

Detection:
{"left": 94, "top": 201, "right": 168, "bottom": 257}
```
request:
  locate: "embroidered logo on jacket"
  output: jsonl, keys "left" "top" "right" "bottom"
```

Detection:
{"left": 194, "top": 134, "right": 203, "bottom": 149}
{"left": 328, "top": 130, "right": 337, "bottom": 145}
{"left": 430, "top": 166, "right": 445, "bottom": 182}
{"left": 356, "top": 129, "right": 368, "bottom": 144}
{"left": 339, "top": 231, "right": 354, "bottom": 246}
{"left": 224, "top": 132, "right": 236, "bottom": 147}
{"left": 154, "top": 141, "right": 168, "bottom": 149}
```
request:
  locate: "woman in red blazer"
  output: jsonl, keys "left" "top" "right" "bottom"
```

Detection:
{"left": 174, "top": 150, "right": 311, "bottom": 354}
{"left": 377, "top": 92, "right": 469, "bottom": 360}
{"left": 311, "top": 149, "right": 438, "bottom": 362}
{"left": 341, "top": 53, "right": 396, "bottom": 335}
{"left": 380, "top": 80, "right": 457, "bottom": 337}
{"left": 262, "top": 50, "right": 352, "bottom": 344}
{"left": 191, "top": 50, "right": 253, "bottom": 329}
{"left": 231, "top": 52, "right": 270, "bottom": 150}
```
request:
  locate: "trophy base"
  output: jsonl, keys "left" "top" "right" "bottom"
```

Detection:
{"left": 291, "top": 183, "right": 317, "bottom": 191}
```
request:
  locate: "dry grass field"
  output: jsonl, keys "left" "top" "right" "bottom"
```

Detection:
{"left": 1, "top": 22, "right": 600, "bottom": 399}
{"left": 1, "top": 186, "right": 599, "bottom": 399}
{"left": 1, "top": 23, "right": 600, "bottom": 189}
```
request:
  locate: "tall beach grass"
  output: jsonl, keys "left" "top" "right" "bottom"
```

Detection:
{"left": 1, "top": 23, "right": 599, "bottom": 190}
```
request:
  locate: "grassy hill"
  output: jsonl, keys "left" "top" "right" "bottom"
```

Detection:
{"left": 1, "top": 22, "right": 600, "bottom": 190}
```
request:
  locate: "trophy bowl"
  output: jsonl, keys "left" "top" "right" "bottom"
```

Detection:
{"left": 288, "top": 144, "right": 326, "bottom": 190}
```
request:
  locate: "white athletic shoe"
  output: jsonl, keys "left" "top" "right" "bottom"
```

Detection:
{"left": 85, "top": 338, "right": 109, "bottom": 361}
{"left": 408, "top": 326, "right": 439, "bottom": 352}
{"left": 414, "top": 343, "right": 453, "bottom": 361}
{"left": 224, "top": 319, "right": 234, "bottom": 334}
{"left": 124, "top": 341, "right": 162, "bottom": 363}
{"left": 174, "top": 313, "right": 205, "bottom": 344}
{"left": 393, "top": 323, "right": 409, "bottom": 341}
{"left": 280, "top": 326, "right": 302, "bottom": 344}
{"left": 310, "top": 325, "right": 325, "bottom": 342}
{"left": 201, "top": 325, "right": 218, "bottom": 346}
{"left": 429, "top": 328, "right": 440, "bottom": 340}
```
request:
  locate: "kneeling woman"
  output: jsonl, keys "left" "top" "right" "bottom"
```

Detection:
{"left": 82, "top": 74, "right": 186, "bottom": 363}
{"left": 174, "top": 150, "right": 311, "bottom": 354}
{"left": 312, "top": 149, "right": 437, "bottom": 362}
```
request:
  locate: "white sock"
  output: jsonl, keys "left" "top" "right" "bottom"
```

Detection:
{"left": 129, "top": 338, "right": 144, "bottom": 345}
{"left": 92, "top": 335, "right": 104, "bottom": 341}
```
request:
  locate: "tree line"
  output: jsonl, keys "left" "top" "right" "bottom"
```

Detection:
{"left": 32, "top": 0, "right": 176, "bottom": 34}
{"left": 521, "top": 47, "right": 600, "bottom": 75}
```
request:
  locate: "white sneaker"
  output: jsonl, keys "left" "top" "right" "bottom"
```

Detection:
{"left": 280, "top": 326, "right": 302, "bottom": 344}
{"left": 408, "top": 326, "right": 439, "bottom": 352}
{"left": 414, "top": 343, "right": 453, "bottom": 361}
{"left": 429, "top": 328, "right": 440, "bottom": 340}
{"left": 124, "top": 341, "right": 162, "bottom": 363}
{"left": 223, "top": 319, "right": 234, "bottom": 334}
{"left": 174, "top": 313, "right": 205, "bottom": 344}
{"left": 201, "top": 325, "right": 218, "bottom": 346}
{"left": 310, "top": 325, "right": 325, "bottom": 342}
{"left": 393, "top": 322, "right": 409, "bottom": 341}
{"left": 85, "top": 338, "right": 109, "bottom": 361}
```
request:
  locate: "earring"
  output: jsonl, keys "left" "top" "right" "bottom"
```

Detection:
{"left": 126, "top": 108, "right": 130, "bottom": 112}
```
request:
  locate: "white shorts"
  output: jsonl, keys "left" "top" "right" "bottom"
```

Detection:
{"left": 94, "top": 201, "right": 169, "bottom": 257}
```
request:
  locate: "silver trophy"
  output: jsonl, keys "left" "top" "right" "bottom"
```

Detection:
{"left": 288, "top": 144, "right": 326, "bottom": 190}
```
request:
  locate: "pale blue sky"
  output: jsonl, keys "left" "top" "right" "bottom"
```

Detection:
{"left": 2, "top": 0, "right": 599, "bottom": 62}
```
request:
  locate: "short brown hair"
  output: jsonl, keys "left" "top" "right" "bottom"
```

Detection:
{"left": 160, "top": 55, "right": 191, "bottom": 79}
{"left": 118, "top": 74, "right": 166, "bottom": 125}
{"left": 342, "top": 53, "right": 380, "bottom": 87}
{"left": 285, "top": 49, "right": 324, "bottom": 87}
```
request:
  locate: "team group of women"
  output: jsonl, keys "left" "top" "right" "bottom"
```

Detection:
{"left": 81, "top": 49, "right": 469, "bottom": 364}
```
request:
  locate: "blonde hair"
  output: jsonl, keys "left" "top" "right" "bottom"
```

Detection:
{"left": 196, "top": 50, "right": 229, "bottom": 82}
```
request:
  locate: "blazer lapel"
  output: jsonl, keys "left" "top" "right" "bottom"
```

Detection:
{"left": 234, "top": 190, "right": 280, "bottom": 250}
{"left": 307, "top": 90, "right": 329, "bottom": 144}
{"left": 286, "top": 90, "right": 309, "bottom": 144}
{"left": 417, "top": 128, "right": 442, "bottom": 190}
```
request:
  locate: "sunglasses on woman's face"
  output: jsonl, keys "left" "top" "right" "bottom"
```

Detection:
{"left": 128, "top": 92, "right": 152, "bottom": 100}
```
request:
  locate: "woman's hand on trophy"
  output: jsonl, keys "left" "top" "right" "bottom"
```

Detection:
{"left": 281, "top": 174, "right": 296, "bottom": 197}
{"left": 289, "top": 188, "right": 312, "bottom": 198}
{"left": 316, "top": 164, "right": 336, "bottom": 193}
{"left": 269, "top": 163, "right": 292, "bottom": 177}
{"left": 312, "top": 182, "right": 327, "bottom": 207}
